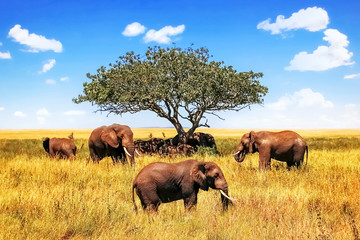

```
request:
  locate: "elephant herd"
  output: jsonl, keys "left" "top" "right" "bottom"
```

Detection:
{"left": 134, "top": 132, "right": 218, "bottom": 157}
{"left": 42, "top": 124, "right": 308, "bottom": 212}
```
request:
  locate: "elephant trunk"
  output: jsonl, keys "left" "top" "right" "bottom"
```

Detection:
{"left": 219, "top": 186, "right": 233, "bottom": 211}
{"left": 234, "top": 150, "right": 246, "bottom": 163}
{"left": 124, "top": 144, "right": 135, "bottom": 166}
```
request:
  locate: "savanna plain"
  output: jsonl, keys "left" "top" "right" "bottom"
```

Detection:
{"left": 0, "top": 128, "right": 359, "bottom": 240}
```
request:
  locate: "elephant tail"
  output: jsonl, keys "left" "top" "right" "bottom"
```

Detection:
{"left": 132, "top": 182, "right": 138, "bottom": 213}
{"left": 304, "top": 145, "right": 308, "bottom": 168}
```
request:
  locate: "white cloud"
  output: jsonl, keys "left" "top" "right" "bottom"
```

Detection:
{"left": 257, "top": 7, "right": 329, "bottom": 34}
{"left": 46, "top": 79, "right": 56, "bottom": 85}
{"left": 36, "top": 108, "right": 50, "bottom": 116}
{"left": 223, "top": 90, "right": 359, "bottom": 129}
{"left": 285, "top": 29, "right": 354, "bottom": 71}
{"left": 36, "top": 108, "right": 50, "bottom": 125}
{"left": 0, "top": 107, "right": 4, "bottom": 111}
{"left": 345, "top": 103, "right": 357, "bottom": 110}
{"left": 295, "top": 88, "right": 333, "bottom": 108}
{"left": 339, "top": 104, "right": 360, "bottom": 127}
{"left": 144, "top": 25, "right": 185, "bottom": 44}
{"left": 66, "top": 118, "right": 75, "bottom": 124}
{"left": 122, "top": 22, "right": 146, "bottom": 37}
{"left": 60, "top": 77, "right": 69, "bottom": 82}
{"left": 8, "top": 24, "right": 63, "bottom": 53}
{"left": 0, "top": 51, "right": 11, "bottom": 59}
{"left": 266, "top": 95, "right": 292, "bottom": 111}
{"left": 14, "top": 111, "right": 26, "bottom": 117}
{"left": 344, "top": 73, "right": 360, "bottom": 79}
{"left": 0, "top": 42, "right": 11, "bottom": 59}
{"left": 37, "top": 117, "right": 46, "bottom": 125}
{"left": 41, "top": 59, "right": 56, "bottom": 73}
{"left": 63, "top": 110, "right": 86, "bottom": 116}
{"left": 267, "top": 88, "right": 333, "bottom": 111}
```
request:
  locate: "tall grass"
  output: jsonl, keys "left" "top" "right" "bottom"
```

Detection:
{"left": 0, "top": 129, "right": 359, "bottom": 239}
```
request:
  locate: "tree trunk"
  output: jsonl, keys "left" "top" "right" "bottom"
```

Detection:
{"left": 170, "top": 118, "right": 189, "bottom": 144}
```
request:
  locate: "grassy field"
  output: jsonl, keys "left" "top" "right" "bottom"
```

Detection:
{"left": 0, "top": 129, "right": 359, "bottom": 239}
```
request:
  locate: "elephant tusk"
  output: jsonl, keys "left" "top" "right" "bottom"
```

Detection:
{"left": 232, "top": 151, "right": 240, "bottom": 156}
{"left": 135, "top": 149, "right": 141, "bottom": 157}
{"left": 124, "top": 147, "right": 133, "bottom": 157}
{"left": 219, "top": 190, "right": 238, "bottom": 202}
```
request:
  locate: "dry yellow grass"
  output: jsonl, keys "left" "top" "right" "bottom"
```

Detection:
{"left": 0, "top": 128, "right": 359, "bottom": 239}
{"left": 1, "top": 128, "right": 359, "bottom": 139}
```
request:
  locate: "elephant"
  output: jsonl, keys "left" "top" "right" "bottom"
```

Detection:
{"left": 88, "top": 124, "right": 138, "bottom": 165}
{"left": 134, "top": 139, "right": 151, "bottom": 154}
{"left": 233, "top": 130, "right": 308, "bottom": 170}
{"left": 172, "top": 132, "right": 218, "bottom": 153}
{"left": 158, "top": 143, "right": 195, "bottom": 156}
{"left": 134, "top": 138, "right": 165, "bottom": 155}
{"left": 158, "top": 144, "right": 176, "bottom": 155}
{"left": 176, "top": 144, "right": 195, "bottom": 156}
{"left": 132, "top": 159, "right": 234, "bottom": 212}
{"left": 149, "top": 138, "right": 165, "bottom": 153}
{"left": 43, "top": 133, "right": 76, "bottom": 159}
{"left": 164, "top": 137, "right": 175, "bottom": 146}
{"left": 192, "top": 132, "right": 217, "bottom": 149}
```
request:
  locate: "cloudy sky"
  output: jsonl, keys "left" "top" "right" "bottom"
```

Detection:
{"left": 0, "top": 0, "right": 359, "bottom": 129}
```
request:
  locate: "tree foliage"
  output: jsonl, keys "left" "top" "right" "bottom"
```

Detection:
{"left": 73, "top": 46, "right": 268, "bottom": 140}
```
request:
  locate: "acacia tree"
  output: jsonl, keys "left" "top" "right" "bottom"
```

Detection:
{"left": 73, "top": 46, "right": 268, "bottom": 142}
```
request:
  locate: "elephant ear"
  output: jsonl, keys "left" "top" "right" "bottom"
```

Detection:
{"left": 249, "top": 131, "right": 256, "bottom": 153}
{"left": 101, "top": 128, "right": 119, "bottom": 148}
{"left": 191, "top": 162, "right": 208, "bottom": 191}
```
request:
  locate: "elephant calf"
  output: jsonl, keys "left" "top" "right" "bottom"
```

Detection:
{"left": 233, "top": 130, "right": 308, "bottom": 170}
{"left": 132, "top": 159, "right": 233, "bottom": 212}
{"left": 43, "top": 133, "right": 77, "bottom": 159}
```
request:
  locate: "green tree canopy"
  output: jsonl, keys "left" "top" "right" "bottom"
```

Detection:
{"left": 73, "top": 46, "right": 268, "bottom": 141}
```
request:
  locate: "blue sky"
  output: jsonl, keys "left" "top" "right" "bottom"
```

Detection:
{"left": 1, "top": 0, "right": 359, "bottom": 129}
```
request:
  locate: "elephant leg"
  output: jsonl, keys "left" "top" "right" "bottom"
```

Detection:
{"left": 113, "top": 147, "right": 126, "bottom": 164}
{"left": 259, "top": 152, "right": 271, "bottom": 170}
{"left": 144, "top": 202, "right": 160, "bottom": 212}
{"left": 49, "top": 148, "right": 56, "bottom": 158}
{"left": 136, "top": 185, "right": 161, "bottom": 212}
{"left": 68, "top": 153, "right": 75, "bottom": 160}
{"left": 89, "top": 147, "right": 96, "bottom": 161}
{"left": 58, "top": 152, "right": 65, "bottom": 159}
{"left": 292, "top": 151, "right": 305, "bottom": 169}
{"left": 111, "top": 156, "right": 118, "bottom": 164}
{"left": 120, "top": 151, "right": 127, "bottom": 164}
{"left": 89, "top": 148, "right": 101, "bottom": 163}
{"left": 114, "top": 155, "right": 126, "bottom": 165}
{"left": 286, "top": 161, "right": 295, "bottom": 170}
{"left": 183, "top": 193, "right": 198, "bottom": 211}
{"left": 63, "top": 149, "right": 74, "bottom": 160}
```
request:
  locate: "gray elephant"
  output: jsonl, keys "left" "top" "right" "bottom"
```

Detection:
{"left": 132, "top": 159, "right": 234, "bottom": 212}
{"left": 233, "top": 130, "right": 308, "bottom": 170}
{"left": 88, "top": 124, "right": 138, "bottom": 165}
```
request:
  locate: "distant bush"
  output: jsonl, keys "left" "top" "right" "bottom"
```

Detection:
{"left": 195, "top": 146, "right": 219, "bottom": 156}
